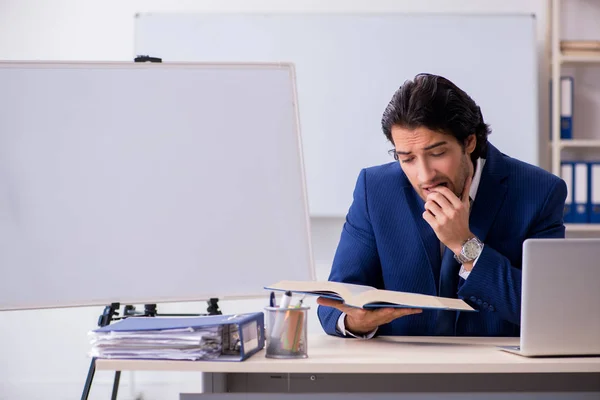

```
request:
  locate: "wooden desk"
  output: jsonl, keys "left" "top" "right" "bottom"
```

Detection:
{"left": 94, "top": 335, "right": 600, "bottom": 395}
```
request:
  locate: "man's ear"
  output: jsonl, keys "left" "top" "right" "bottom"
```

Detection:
{"left": 466, "top": 134, "right": 477, "bottom": 155}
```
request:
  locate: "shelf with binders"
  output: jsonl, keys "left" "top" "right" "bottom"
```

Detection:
{"left": 546, "top": 69, "right": 600, "bottom": 181}
{"left": 549, "top": 0, "right": 600, "bottom": 234}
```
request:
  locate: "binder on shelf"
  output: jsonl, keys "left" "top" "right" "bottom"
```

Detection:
{"left": 589, "top": 162, "right": 600, "bottom": 223}
{"left": 573, "top": 162, "right": 589, "bottom": 223}
{"left": 90, "top": 312, "right": 265, "bottom": 361}
{"left": 561, "top": 162, "right": 575, "bottom": 223}
{"left": 560, "top": 76, "right": 574, "bottom": 140}
{"left": 550, "top": 76, "right": 574, "bottom": 140}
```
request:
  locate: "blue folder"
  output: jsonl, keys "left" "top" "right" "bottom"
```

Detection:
{"left": 573, "top": 162, "right": 589, "bottom": 223}
{"left": 560, "top": 76, "right": 574, "bottom": 140}
{"left": 550, "top": 76, "right": 574, "bottom": 140}
{"left": 589, "top": 162, "right": 600, "bottom": 223}
{"left": 561, "top": 162, "right": 575, "bottom": 223}
{"left": 94, "top": 312, "right": 264, "bottom": 361}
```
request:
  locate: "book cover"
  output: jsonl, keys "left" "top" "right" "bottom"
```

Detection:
{"left": 265, "top": 280, "right": 475, "bottom": 311}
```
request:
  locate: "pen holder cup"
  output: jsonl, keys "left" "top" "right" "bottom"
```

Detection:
{"left": 264, "top": 306, "right": 309, "bottom": 359}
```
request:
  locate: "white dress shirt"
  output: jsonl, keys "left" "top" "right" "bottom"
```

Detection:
{"left": 336, "top": 158, "right": 486, "bottom": 338}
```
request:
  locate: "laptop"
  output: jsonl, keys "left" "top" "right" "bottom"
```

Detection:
{"left": 501, "top": 238, "right": 600, "bottom": 357}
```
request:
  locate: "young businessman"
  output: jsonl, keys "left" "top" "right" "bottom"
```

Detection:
{"left": 317, "top": 74, "right": 567, "bottom": 338}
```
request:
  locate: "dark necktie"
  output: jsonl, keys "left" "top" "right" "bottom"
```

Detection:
{"left": 435, "top": 197, "right": 473, "bottom": 336}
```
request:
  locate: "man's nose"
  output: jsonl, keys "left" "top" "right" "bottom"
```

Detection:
{"left": 417, "top": 160, "right": 436, "bottom": 184}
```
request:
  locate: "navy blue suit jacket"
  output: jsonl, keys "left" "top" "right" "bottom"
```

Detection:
{"left": 317, "top": 143, "right": 567, "bottom": 337}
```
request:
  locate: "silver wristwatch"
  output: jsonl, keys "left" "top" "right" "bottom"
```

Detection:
{"left": 454, "top": 236, "right": 484, "bottom": 264}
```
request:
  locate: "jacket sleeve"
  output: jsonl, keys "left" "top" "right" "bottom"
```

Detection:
{"left": 457, "top": 178, "right": 568, "bottom": 326}
{"left": 317, "top": 169, "right": 384, "bottom": 336}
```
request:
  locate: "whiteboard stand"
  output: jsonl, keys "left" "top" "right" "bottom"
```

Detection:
{"left": 81, "top": 300, "right": 223, "bottom": 400}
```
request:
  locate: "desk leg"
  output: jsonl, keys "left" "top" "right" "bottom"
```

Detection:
{"left": 201, "top": 372, "right": 227, "bottom": 393}
{"left": 80, "top": 358, "right": 121, "bottom": 400}
{"left": 80, "top": 358, "right": 96, "bottom": 400}
{"left": 111, "top": 371, "right": 121, "bottom": 400}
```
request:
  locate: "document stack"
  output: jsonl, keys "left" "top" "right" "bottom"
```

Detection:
{"left": 89, "top": 312, "right": 265, "bottom": 362}
{"left": 90, "top": 321, "right": 222, "bottom": 361}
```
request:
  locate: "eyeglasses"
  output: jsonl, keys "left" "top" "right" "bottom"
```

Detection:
{"left": 388, "top": 149, "right": 399, "bottom": 161}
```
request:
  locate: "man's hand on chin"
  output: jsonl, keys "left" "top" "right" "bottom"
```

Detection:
{"left": 422, "top": 175, "right": 473, "bottom": 255}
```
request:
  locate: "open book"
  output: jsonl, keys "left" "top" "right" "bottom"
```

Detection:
{"left": 265, "top": 280, "right": 475, "bottom": 311}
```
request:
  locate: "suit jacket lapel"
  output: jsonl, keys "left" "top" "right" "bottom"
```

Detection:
{"left": 469, "top": 144, "right": 509, "bottom": 244}
{"left": 456, "top": 145, "right": 508, "bottom": 294}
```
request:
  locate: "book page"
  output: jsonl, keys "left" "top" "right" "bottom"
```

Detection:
{"left": 356, "top": 289, "right": 441, "bottom": 308}
{"left": 356, "top": 289, "right": 473, "bottom": 311}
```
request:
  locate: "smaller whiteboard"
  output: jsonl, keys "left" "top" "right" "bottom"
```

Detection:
{"left": 0, "top": 62, "right": 315, "bottom": 311}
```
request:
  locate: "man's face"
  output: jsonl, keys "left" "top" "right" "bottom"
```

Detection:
{"left": 390, "top": 126, "right": 476, "bottom": 201}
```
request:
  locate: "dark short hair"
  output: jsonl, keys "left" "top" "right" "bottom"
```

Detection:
{"left": 381, "top": 73, "right": 491, "bottom": 163}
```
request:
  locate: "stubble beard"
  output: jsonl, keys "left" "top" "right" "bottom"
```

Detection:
{"left": 455, "top": 154, "right": 473, "bottom": 198}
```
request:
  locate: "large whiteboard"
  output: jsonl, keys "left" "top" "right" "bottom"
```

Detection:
{"left": 0, "top": 62, "right": 315, "bottom": 311}
{"left": 135, "top": 13, "right": 538, "bottom": 216}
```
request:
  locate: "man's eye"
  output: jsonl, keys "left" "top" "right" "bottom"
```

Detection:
{"left": 401, "top": 158, "right": 415, "bottom": 164}
{"left": 431, "top": 151, "right": 446, "bottom": 157}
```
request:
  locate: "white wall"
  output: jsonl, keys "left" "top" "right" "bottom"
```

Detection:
{"left": 0, "top": 0, "right": 598, "bottom": 399}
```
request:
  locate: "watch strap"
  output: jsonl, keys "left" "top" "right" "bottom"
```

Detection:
{"left": 454, "top": 251, "right": 470, "bottom": 264}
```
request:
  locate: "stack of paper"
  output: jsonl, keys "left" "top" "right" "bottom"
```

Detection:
{"left": 89, "top": 319, "right": 222, "bottom": 361}
{"left": 88, "top": 313, "right": 266, "bottom": 362}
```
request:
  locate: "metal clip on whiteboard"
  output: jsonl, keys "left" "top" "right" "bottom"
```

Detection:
{"left": 134, "top": 55, "right": 162, "bottom": 63}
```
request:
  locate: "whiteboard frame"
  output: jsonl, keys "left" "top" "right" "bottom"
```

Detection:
{"left": 0, "top": 61, "right": 316, "bottom": 311}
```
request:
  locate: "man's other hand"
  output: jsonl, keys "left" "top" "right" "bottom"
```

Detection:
{"left": 317, "top": 297, "right": 422, "bottom": 335}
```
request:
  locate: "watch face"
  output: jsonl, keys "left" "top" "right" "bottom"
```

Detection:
{"left": 463, "top": 240, "right": 482, "bottom": 259}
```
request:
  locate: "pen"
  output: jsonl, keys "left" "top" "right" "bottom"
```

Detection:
{"left": 295, "top": 295, "right": 306, "bottom": 308}
{"left": 269, "top": 291, "right": 276, "bottom": 307}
